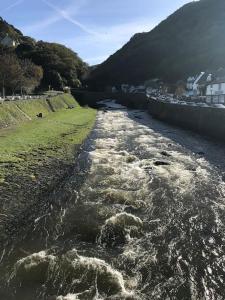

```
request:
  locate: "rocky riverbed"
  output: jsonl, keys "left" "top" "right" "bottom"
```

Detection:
{"left": 1, "top": 100, "right": 225, "bottom": 299}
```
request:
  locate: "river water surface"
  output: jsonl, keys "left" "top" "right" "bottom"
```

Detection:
{"left": 1, "top": 100, "right": 225, "bottom": 299}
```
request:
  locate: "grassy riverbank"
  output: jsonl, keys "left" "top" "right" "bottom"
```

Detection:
{"left": 0, "top": 94, "right": 96, "bottom": 215}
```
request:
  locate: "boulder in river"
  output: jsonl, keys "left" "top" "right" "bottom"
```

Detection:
{"left": 154, "top": 160, "right": 170, "bottom": 166}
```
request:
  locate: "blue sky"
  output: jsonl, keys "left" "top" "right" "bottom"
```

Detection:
{"left": 0, "top": 0, "right": 192, "bottom": 65}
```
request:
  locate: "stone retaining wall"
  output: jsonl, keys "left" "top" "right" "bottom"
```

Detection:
{"left": 72, "top": 90, "right": 225, "bottom": 143}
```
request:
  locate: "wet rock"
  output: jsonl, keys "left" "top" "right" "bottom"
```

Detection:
{"left": 160, "top": 151, "right": 171, "bottom": 157}
{"left": 126, "top": 156, "right": 136, "bottom": 163}
{"left": 186, "top": 167, "right": 196, "bottom": 172}
{"left": 134, "top": 115, "right": 142, "bottom": 120}
{"left": 154, "top": 160, "right": 170, "bottom": 166}
{"left": 196, "top": 151, "right": 205, "bottom": 156}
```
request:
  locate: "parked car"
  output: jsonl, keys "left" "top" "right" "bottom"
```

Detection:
{"left": 211, "top": 104, "right": 225, "bottom": 108}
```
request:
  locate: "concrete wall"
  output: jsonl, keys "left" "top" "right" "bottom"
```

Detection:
{"left": 148, "top": 99, "right": 225, "bottom": 142}
{"left": 0, "top": 94, "right": 77, "bottom": 128}
{"left": 72, "top": 91, "right": 148, "bottom": 109}
{"left": 72, "top": 90, "right": 225, "bottom": 143}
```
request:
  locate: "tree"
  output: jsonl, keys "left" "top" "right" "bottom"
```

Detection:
{"left": 16, "top": 41, "right": 87, "bottom": 89}
{"left": 20, "top": 59, "right": 43, "bottom": 94}
{"left": 72, "top": 78, "right": 82, "bottom": 88}
{"left": 175, "top": 80, "right": 186, "bottom": 96}
{"left": 0, "top": 53, "right": 22, "bottom": 96}
{"left": 45, "top": 70, "right": 64, "bottom": 90}
{"left": 0, "top": 54, "right": 43, "bottom": 96}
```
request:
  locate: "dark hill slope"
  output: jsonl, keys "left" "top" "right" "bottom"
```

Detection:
{"left": 89, "top": 0, "right": 225, "bottom": 87}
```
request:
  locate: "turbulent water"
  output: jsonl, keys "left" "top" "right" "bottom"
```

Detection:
{"left": 1, "top": 100, "right": 225, "bottom": 299}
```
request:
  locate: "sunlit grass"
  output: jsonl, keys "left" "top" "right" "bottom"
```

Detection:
{"left": 0, "top": 98, "right": 96, "bottom": 181}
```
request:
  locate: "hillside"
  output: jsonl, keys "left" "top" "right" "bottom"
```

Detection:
{"left": 0, "top": 17, "right": 23, "bottom": 40}
{"left": 0, "top": 18, "right": 87, "bottom": 90}
{"left": 89, "top": 0, "right": 225, "bottom": 88}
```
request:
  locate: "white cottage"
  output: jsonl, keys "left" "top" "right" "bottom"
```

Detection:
{"left": 186, "top": 72, "right": 206, "bottom": 96}
{"left": 206, "top": 81, "right": 225, "bottom": 104}
{"left": 0, "top": 34, "right": 19, "bottom": 47}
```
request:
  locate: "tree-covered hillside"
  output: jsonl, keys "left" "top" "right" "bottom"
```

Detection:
{"left": 16, "top": 41, "right": 87, "bottom": 90}
{"left": 0, "top": 18, "right": 87, "bottom": 91}
{"left": 89, "top": 0, "right": 225, "bottom": 88}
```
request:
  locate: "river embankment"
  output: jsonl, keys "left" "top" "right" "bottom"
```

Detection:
{"left": 0, "top": 93, "right": 96, "bottom": 230}
{"left": 73, "top": 90, "right": 225, "bottom": 143}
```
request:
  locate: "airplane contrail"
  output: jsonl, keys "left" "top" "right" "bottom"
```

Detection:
{"left": 0, "top": 0, "right": 24, "bottom": 14}
{"left": 41, "top": 0, "right": 99, "bottom": 36}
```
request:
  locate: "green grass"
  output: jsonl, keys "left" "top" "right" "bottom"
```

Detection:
{"left": 0, "top": 95, "right": 96, "bottom": 182}
{"left": 47, "top": 95, "right": 73, "bottom": 111}
{"left": 16, "top": 98, "right": 52, "bottom": 118}
{"left": 0, "top": 93, "right": 79, "bottom": 127}
{"left": 0, "top": 102, "right": 29, "bottom": 128}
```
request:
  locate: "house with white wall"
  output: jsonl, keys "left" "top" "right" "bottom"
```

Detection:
{"left": 186, "top": 72, "right": 208, "bottom": 96}
{"left": 0, "top": 33, "right": 19, "bottom": 47}
{"left": 206, "top": 68, "right": 225, "bottom": 103}
{"left": 186, "top": 76, "right": 196, "bottom": 95}
{"left": 206, "top": 81, "right": 225, "bottom": 103}
{"left": 186, "top": 72, "right": 213, "bottom": 97}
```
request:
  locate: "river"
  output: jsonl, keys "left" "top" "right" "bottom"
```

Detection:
{"left": 1, "top": 100, "right": 225, "bottom": 299}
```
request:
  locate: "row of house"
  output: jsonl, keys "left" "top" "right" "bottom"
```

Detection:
{"left": 113, "top": 79, "right": 165, "bottom": 95}
{"left": 186, "top": 68, "right": 225, "bottom": 103}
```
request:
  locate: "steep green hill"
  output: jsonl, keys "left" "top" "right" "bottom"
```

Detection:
{"left": 16, "top": 41, "right": 88, "bottom": 89}
{"left": 89, "top": 0, "right": 225, "bottom": 87}
{"left": 0, "top": 18, "right": 87, "bottom": 90}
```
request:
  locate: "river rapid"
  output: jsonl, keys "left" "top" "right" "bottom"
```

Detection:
{"left": 1, "top": 100, "right": 225, "bottom": 299}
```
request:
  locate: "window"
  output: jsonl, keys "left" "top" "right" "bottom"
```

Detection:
{"left": 219, "top": 83, "right": 222, "bottom": 90}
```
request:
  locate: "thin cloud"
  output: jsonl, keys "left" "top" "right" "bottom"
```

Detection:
{"left": 0, "top": 0, "right": 24, "bottom": 14}
{"left": 65, "top": 19, "right": 154, "bottom": 47}
{"left": 63, "top": 18, "right": 154, "bottom": 64}
{"left": 22, "top": 15, "right": 61, "bottom": 34}
{"left": 41, "top": 0, "right": 99, "bottom": 36}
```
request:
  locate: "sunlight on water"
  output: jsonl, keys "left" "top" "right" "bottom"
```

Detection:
{"left": 2, "top": 100, "right": 225, "bottom": 299}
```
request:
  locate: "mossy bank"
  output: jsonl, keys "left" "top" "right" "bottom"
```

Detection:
{"left": 0, "top": 93, "right": 96, "bottom": 221}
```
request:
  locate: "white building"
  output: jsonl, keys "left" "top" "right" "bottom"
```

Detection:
{"left": 186, "top": 72, "right": 213, "bottom": 97}
{"left": 186, "top": 72, "right": 207, "bottom": 96}
{"left": 0, "top": 34, "right": 19, "bottom": 47}
{"left": 206, "top": 81, "right": 225, "bottom": 104}
{"left": 186, "top": 76, "right": 196, "bottom": 95}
